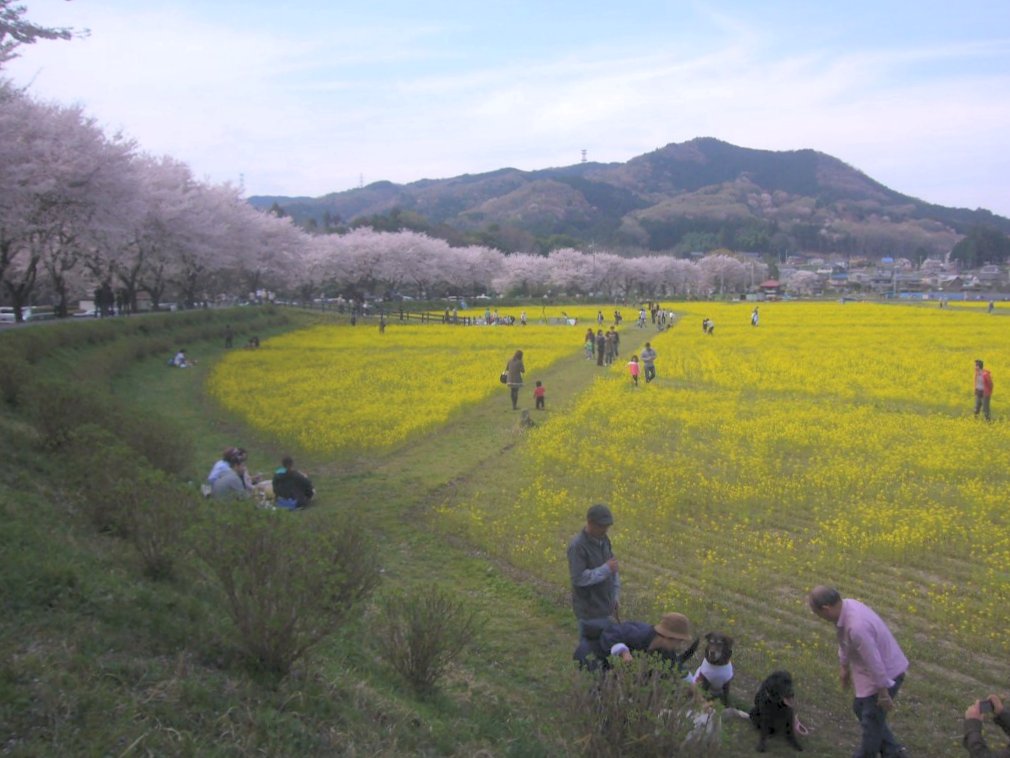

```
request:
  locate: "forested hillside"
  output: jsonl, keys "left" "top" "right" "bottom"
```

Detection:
{"left": 251, "top": 138, "right": 1010, "bottom": 257}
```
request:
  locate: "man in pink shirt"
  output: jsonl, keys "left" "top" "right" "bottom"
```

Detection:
{"left": 809, "top": 586, "right": 909, "bottom": 758}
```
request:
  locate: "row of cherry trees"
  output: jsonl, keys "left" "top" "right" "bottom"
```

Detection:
{"left": 305, "top": 228, "right": 769, "bottom": 301}
{"left": 1, "top": 82, "right": 775, "bottom": 320}
{"left": 0, "top": 3, "right": 803, "bottom": 319}
{"left": 0, "top": 82, "right": 309, "bottom": 318}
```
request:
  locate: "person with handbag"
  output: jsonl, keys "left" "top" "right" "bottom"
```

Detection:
{"left": 505, "top": 349, "right": 525, "bottom": 410}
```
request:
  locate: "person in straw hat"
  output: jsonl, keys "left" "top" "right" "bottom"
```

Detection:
{"left": 601, "top": 613, "right": 698, "bottom": 669}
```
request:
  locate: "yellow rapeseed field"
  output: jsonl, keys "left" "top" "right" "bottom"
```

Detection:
{"left": 439, "top": 301, "right": 1010, "bottom": 660}
{"left": 212, "top": 302, "right": 1010, "bottom": 667}
{"left": 207, "top": 320, "right": 584, "bottom": 454}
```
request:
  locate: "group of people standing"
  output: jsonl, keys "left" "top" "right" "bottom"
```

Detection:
{"left": 583, "top": 327, "right": 622, "bottom": 367}
{"left": 508, "top": 324, "right": 664, "bottom": 412}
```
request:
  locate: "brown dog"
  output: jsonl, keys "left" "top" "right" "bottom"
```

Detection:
{"left": 692, "top": 631, "right": 734, "bottom": 706}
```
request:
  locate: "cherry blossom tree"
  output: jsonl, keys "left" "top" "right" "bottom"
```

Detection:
{"left": 445, "top": 244, "right": 502, "bottom": 296}
{"left": 0, "top": 88, "right": 136, "bottom": 318}
{"left": 699, "top": 253, "right": 748, "bottom": 296}
{"left": 658, "top": 257, "right": 704, "bottom": 297}
{"left": 493, "top": 253, "right": 549, "bottom": 296}
{"left": 547, "top": 248, "right": 593, "bottom": 294}
{"left": 784, "top": 270, "right": 821, "bottom": 295}
{"left": 589, "top": 251, "right": 628, "bottom": 299}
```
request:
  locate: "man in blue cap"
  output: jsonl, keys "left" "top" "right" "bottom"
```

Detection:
{"left": 567, "top": 503, "right": 620, "bottom": 641}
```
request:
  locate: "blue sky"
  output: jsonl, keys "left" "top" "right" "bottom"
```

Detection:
{"left": 7, "top": 1, "right": 1010, "bottom": 216}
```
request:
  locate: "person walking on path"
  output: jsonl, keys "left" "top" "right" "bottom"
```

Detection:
{"left": 585, "top": 328, "right": 596, "bottom": 358}
{"left": 975, "top": 359, "right": 994, "bottom": 421}
{"left": 567, "top": 504, "right": 620, "bottom": 640}
{"left": 627, "top": 355, "right": 640, "bottom": 387}
{"left": 596, "top": 330, "right": 606, "bottom": 367}
{"left": 751, "top": 306, "right": 759, "bottom": 327}
{"left": 809, "top": 586, "right": 909, "bottom": 758}
{"left": 505, "top": 349, "right": 525, "bottom": 410}
{"left": 640, "top": 342, "right": 657, "bottom": 383}
{"left": 603, "top": 331, "right": 615, "bottom": 366}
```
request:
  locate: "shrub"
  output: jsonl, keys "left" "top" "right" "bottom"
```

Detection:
{"left": 112, "top": 403, "right": 194, "bottom": 478}
{"left": 63, "top": 424, "right": 197, "bottom": 578}
{"left": 373, "top": 587, "right": 484, "bottom": 695}
{"left": 565, "top": 655, "right": 718, "bottom": 757}
{"left": 22, "top": 378, "right": 114, "bottom": 450}
{"left": 128, "top": 480, "right": 199, "bottom": 580}
{"left": 0, "top": 341, "right": 32, "bottom": 406}
{"left": 193, "top": 508, "right": 381, "bottom": 674}
{"left": 64, "top": 424, "right": 151, "bottom": 535}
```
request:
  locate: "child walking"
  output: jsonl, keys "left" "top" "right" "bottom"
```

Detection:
{"left": 534, "top": 380, "right": 546, "bottom": 410}
{"left": 627, "top": 355, "right": 640, "bottom": 387}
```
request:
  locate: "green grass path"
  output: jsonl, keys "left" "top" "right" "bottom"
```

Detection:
{"left": 109, "top": 319, "right": 671, "bottom": 752}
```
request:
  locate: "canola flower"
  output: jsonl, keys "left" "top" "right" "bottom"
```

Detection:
{"left": 211, "top": 301, "right": 1010, "bottom": 666}
{"left": 207, "top": 321, "right": 585, "bottom": 455}
{"left": 440, "top": 301, "right": 1010, "bottom": 660}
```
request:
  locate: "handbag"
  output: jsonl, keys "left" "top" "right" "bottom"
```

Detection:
{"left": 499, "top": 370, "right": 509, "bottom": 384}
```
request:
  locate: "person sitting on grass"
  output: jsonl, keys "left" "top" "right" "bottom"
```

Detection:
{"left": 210, "top": 457, "right": 250, "bottom": 501}
{"left": 206, "top": 447, "right": 240, "bottom": 491}
{"left": 272, "top": 456, "right": 314, "bottom": 509}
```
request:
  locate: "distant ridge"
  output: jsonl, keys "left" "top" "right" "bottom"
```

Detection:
{"left": 250, "top": 138, "right": 1010, "bottom": 256}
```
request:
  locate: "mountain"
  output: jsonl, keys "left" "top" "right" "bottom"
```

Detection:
{"left": 248, "top": 138, "right": 1010, "bottom": 257}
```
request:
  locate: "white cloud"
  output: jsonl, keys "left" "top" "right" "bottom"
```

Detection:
{"left": 5, "top": 1, "right": 1010, "bottom": 216}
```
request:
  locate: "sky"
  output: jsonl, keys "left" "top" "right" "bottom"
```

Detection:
{"left": 6, "top": 1, "right": 1010, "bottom": 216}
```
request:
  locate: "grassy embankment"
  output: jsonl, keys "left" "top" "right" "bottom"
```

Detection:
{"left": 2, "top": 306, "right": 675, "bottom": 756}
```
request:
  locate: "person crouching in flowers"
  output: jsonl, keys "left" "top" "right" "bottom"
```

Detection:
{"left": 627, "top": 355, "right": 640, "bottom": 387}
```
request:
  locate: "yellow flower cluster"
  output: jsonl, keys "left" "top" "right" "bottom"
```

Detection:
{"left": 211, "top": 301, "right": 1010, "bottom": 664}
{"left": 443, "top": 301, "right": 1010, "bottom": 657}
{"left": 207, "top": 321, "right": 582, "bottom": 454}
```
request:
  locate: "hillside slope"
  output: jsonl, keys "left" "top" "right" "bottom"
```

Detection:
{"left": 250, "top": 137, "right": 1010, "bottom": 255}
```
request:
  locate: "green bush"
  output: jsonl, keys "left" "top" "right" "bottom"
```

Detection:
{"left": 193, "top": 508, "right": 381, "bottom": 674}
{"left": 112, "top": 403, "right": 194, "bottom": 478}
{"left": 373, "top": 587, "right": 484, "bottom": 695}
{"left": 128, "top": 480, "right": 199, "bottom": 580}
{"left": 565, "top": 654, "right": 718, "bottom": 757}
{"left": 64, "top": 424, "right": 152, "bottom": 534}
{"left": 22, "top": 378, "right": 114, "bottom": 450}
{"left": 64, "top": 424, "right": 197, "bottom": 578}
{"left": 0, "top": 341, "right": 32, "bottom": 406}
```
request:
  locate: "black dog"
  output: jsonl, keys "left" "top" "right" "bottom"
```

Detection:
{"left": 694, "top": 631, "right": 734, "bottom": 706}
{"left": 749, "top": 670, "right": 803, "bottom": 752}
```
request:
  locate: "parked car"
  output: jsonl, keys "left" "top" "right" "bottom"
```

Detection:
{"left": 0, "top": 306, "right": 55, "bottom": 322}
